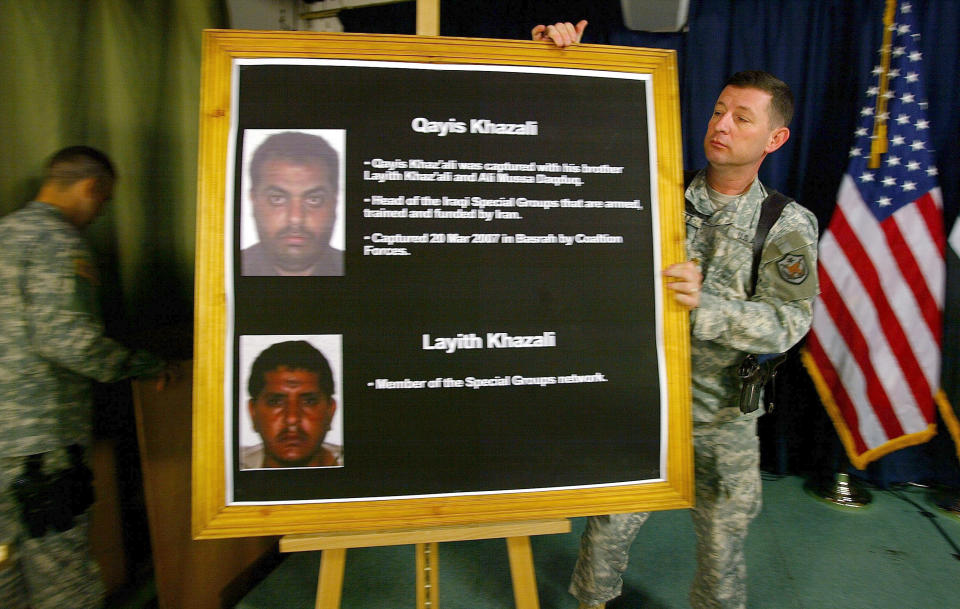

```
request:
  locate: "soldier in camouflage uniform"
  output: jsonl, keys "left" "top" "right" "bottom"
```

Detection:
{"left": 0, "top": 147, "right": 169, "bottom": 609}
{"left": 535, "top": 24, "right": 819, "bottom": 609}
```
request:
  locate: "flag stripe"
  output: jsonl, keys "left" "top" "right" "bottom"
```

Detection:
{"left": 889, "top": 190, "right": 944, "bottom": 338}
{"left": 914, "top": 188, "right": 945, "bottom": 260}
{"left": 826, "top": 198, "right": 932, "bottom": 424}
{"left": 882, "top": 220, "right": 937, "bottom": 340}
{"left": 815, "top": 236, "right": 909, "bottom": 437}
{"left": 815, "top": 263, "right": 906, "bottom": 438}
{"left": 808, "top": 299, "right": 886, "bottom": 451}
{"left": 916, "top": 189, "right": 946, "bottom": 305}
{"left": 840, "top": 180, "right": 940, "bottom": 388}
{"left": 806, "top": 332, "right": 870, "bottom": 454}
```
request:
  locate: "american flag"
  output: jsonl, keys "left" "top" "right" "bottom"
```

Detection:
{"left": 802, "top": 0, "right": 946, "bottom": 470}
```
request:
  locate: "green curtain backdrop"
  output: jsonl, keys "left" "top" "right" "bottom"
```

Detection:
{"left": 0, "top": 1, "right": 226, "bottom": 342}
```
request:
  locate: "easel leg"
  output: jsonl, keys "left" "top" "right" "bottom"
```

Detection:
{"left": 415, "top": 542, "right": 440, "bottom": 609}
{"left": 315, "top": 548, "right": 346, "bottom": 609}
{"left": 506, "top": 536, "right": 540, "bottom": 609}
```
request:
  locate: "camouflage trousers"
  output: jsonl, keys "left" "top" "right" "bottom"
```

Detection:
{"left": 0, "top": 450, "right": 104, "bottom": 609}
{"left": 570, "top": 418, "right": 761, "bottom": 609}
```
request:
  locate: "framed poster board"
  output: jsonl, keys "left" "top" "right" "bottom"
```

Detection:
{"left": 193, "top": 29, "right": 692, "bottom": 539}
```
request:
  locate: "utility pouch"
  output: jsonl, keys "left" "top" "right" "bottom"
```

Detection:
{"left": 737, "top": 353, "right": 789, "bottom": 414}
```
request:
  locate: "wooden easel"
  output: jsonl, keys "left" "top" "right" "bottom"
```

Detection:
{"left": 279, "top": 519, "right": 570, "bottom": 609}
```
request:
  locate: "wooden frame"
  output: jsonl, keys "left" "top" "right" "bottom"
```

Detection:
{"left": 194, "top": 29, "right": 691, "bottom": 539}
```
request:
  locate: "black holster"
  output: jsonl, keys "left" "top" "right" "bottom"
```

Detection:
{"left": 737, "top": 353, "right": 788, "bottom": 414}
{"left": 9, "top": 445, "right": 95, "bottom": 538}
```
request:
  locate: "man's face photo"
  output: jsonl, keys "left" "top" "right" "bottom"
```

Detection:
{"left": 251, "top": 157, "right": 337, "bottom": 275}
{"left": 248, "top": 365, "right": 337, "bottom": 468}
{"left": 240, "top": 130, "right": 345, "bottom": 277}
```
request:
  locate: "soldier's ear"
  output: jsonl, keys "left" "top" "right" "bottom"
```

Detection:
{"left": 765, "top": 126, "right": 790, "bottom": 154}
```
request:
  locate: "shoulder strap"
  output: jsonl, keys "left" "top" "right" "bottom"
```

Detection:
{"left": 749, "top": 190, "right": 791, "bottom": 296}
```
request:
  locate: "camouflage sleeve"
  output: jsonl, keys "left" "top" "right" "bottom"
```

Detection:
{"left": 22, "top": 232, "right": 164, "bottom": 382}
{"left": 692, "top": 203, "right": 819, "bottom": 354}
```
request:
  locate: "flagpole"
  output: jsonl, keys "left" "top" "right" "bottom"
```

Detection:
{"left": 804, "top": 0, "right": 899, "bottom": 508}
{"left": 868, "top": 0, "right": 898, "bottom": 168}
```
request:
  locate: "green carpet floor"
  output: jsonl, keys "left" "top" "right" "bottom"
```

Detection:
{"left": 232, "top": 475, "right": 958, "bottom": 609}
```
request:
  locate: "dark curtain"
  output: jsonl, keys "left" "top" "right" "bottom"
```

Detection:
{"left": 0, "top": 0, "right": 227, "bottom": 581}
{"left": 340, "top": 0, "right": 960, "bottom": 486}
{"left": 0, "top": 1, "right": 226, "bottom": 340}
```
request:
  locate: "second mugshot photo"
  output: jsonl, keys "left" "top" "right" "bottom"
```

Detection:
{"left": 237, "top": 334, "right": 344, "bottom": 470}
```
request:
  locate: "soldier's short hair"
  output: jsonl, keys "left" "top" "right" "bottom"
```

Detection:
{"left": 250, "top": 131, "right": 339, "bottom": 192}
{"left": 725, "top": 71, "right": 794, "bottom": 128}
{"left": 248, "top": 340, "right": 335, "bottom": 401}
{"left": 44, "top": 146, "right": 116, "bottom": 192}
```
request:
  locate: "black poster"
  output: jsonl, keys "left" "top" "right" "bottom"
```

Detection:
{"left": 227, "top": 60, "right": 665, "bottom": 503}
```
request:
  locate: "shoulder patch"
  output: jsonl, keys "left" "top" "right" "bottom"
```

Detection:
{"left": 777, "top": 253, "right": 809, "bottom": 284}
{"left": 74, "top": 258, "right": 100, "bottom": 285}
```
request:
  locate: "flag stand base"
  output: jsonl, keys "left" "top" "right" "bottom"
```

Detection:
{"left": 804, "top": 472, "right": 872, "bottom": 508}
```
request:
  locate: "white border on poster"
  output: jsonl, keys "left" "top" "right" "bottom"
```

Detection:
{"left": 223, "top": 58, "right": 667, "bottom": 505}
